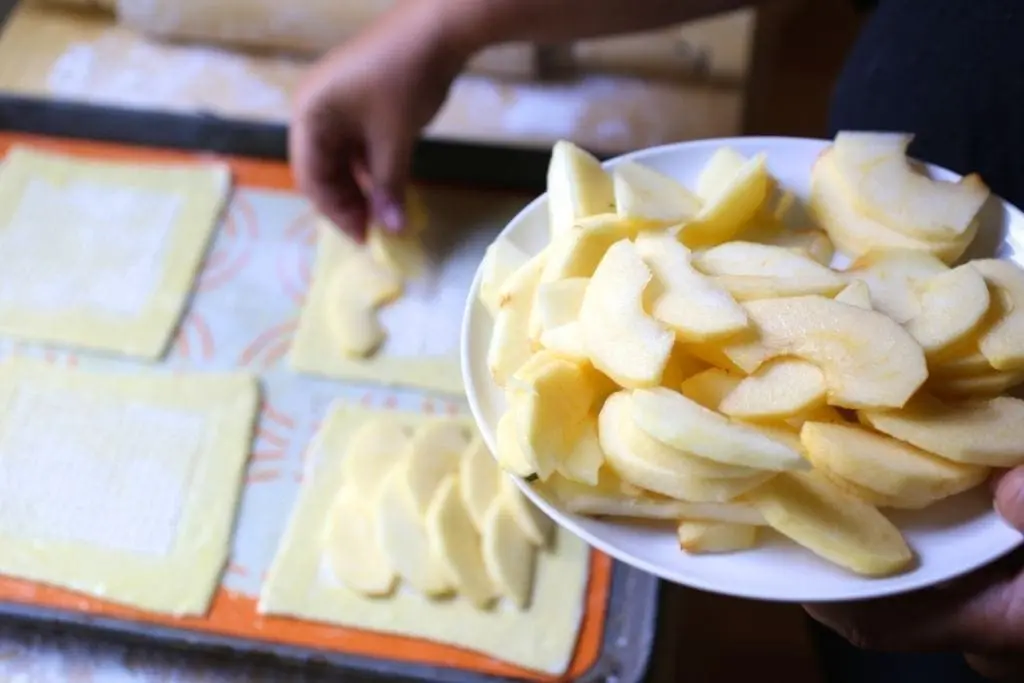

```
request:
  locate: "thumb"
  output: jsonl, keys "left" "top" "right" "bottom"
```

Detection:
{"left": 994, "top": 467, "right": 1024, "bottom": 532}
{"left": 367, "top": 132, "right": 414, "bottom": 235}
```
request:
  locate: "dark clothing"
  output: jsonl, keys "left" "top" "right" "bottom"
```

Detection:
{"left": 829, "top": 0, "right": 1024, "bottom": 211}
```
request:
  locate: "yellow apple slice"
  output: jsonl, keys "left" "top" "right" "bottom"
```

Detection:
{"left": 326, "top": 250, "right": 402, "bottom": 356}
{"left": 324, "top": 489, "right": 397, "bottom": 597}
{"left": 719, "top": 358, "right": 827, "bottom": 421}
{"left": 500, "top": 475, "right": 554, "bottom": 546}
{"left": 631, "top": 387, "right": 808, "bottom": 471}
{"left": 684, "top": 341, "right": 746, "bottom": 374}
{"left": 695, "top": 147, "right": 747, "bottom": 198}
{"left": 540, "top": 472, "right": 767, "bottom": 523}
{"left": 904, "top": 264, "right": 991, "bottom": 355}
{"left": 720, "top": 295, "right": 928, "bottom": 409}
{"left": 972, "top": 259, "right": 1024, "bottom": 371}
{"left": 660, "top": 345, "right": 711, "bottom": 389}
{"left": 810, "top": 150, "right": 975, "bottom": 264}
{"left": 426, "top": 476, "right": 498, "bottom": 607}
{"left": 579, "top": 239, "right": 674, "bottom": 387}
{"left": 547, "top": 140, "right": 615, "bottom": 237}
{"left": 845, "top": 249, "right": 948, "bottom": 323}
{"left": 366, "top": 189, "right": 430, "bottom": 277}
{"left": 342, "top": 418, "right": 413, "bottom": 500}
{"left": 557, "top": 416, "right": 604, "bottom": 486}
{"left": 930, "top": 345, "right": 994, "bottom": 378}
{"left": 763, "top": 228, "right": 835, "bottom": 266}
{"left": 677, "top": 521, "right": 759, "bottom": 554}
{"left": 860, "top": 394, "right": 1024, "bottom": 467}
{"left": 598, "top": 392, "right": 774, "bottom": 501}
{"left": 679, "top": 367, "right": 743, "bottom": 410}
{"left": 832, "top": 131, "right": 989, "bottom": 240}
{"left": 634, "top": 233, "right": 749, "bottom": 342}
{"left": 481, "top": 500, "right": 537, "bottom": 609}
{"left": 541, "top": 213, "right": 637, "bottom": 283}
{"left": 613, "top": 160, "right": 701, "bottom": 224}
{"left": 682, "top": 150, "right": 770, "bottom": 246}
{"left": 459, "top": 436, "right": 501, "bottom": 530}
{"left": 404, "top": 419, "right": 472, "bottom": 516}
{"left": 693, "top": 242, "right": 846, "bottom": 299}
{"left": 326, "top": 294, "right": 386, "bottom": 357}
{"left": 534, "top": 277, "right": 588, "bottom": 360}
{"left": 479, "top": 239, "right": 529, "bottom": 315}
{"left": 801, "top": 421, "right": 988, "bottom": 510}
{"left": 487, "top": 249, "right": 547, "bottom": 386}
{"left": 335, "top": 248, "right": 404, "bottom": 306}
{"left": 496, "top": 408, "right": 536, "bottom": 477}
{"left": 376, "top": 465, "right": 453, "bottom": 596}
{"left": 783, "top": 404, "right": 848, "bottom": 431}
{"left": 744, "top": 470, "right": 913, "bottom": 577}
{"left": 834, "top": 279, "right": 872, "bottom": 310}
{"left": 929, "top": 369, "right": 1024, "bottom": 398}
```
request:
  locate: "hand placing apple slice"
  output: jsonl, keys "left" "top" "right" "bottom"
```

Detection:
{"left": 677, "top": 520, "right": 759, "bottom": 554}
{"left": 719, "top": 358, "right": 827, "bottom": 421}
{"left": 743, "top": 470, "right": 913, "bottom": 577}
{"left": 720, "top": 295, "right": 928, "bottom": 409}
{"left": 613, "top": 160, "right": 701, "bottom": 225}
{"left": 546, "top": 140, "right": 615, "bottom": 237}
{"left": 579, "top": 239, "right": 675, "bottom": 387}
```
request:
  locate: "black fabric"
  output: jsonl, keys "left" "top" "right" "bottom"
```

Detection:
{"left": 829, "top": 0, "right": 1024, "bottom": 211}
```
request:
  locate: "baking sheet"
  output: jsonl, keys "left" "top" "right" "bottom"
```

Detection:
{"left": 0, "top": 131, "right": 659, "bottom": 683}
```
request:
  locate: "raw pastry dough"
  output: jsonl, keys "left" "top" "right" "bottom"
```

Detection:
{"left": 0, "top": 146, "right": 231, "bottom": 359}
{"left": 259, "top": 405, "right": 590, "bottom": 676}
{"left": 0, "top": 358, "right": 259, "bottom": 615}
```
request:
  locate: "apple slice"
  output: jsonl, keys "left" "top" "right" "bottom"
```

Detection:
{"left": 810, "top": 150, "right": 976, "bottom": 264}
{"left": 720, "top": 295, "right": 928, "bottom": 409}
{"left": 500, "top": 476, "right": 554, "bottom": 546}
{"left": 326, "top": 251, "right": 402, "bottom": 357}
{"left": 342, "top": 418, "right": 413, "bottom": 500}
{"left": 677, "top": 521, "right": 759, "bottom": 554}
{"left": 481, "top": 500, "right": 537, "bottom": 609}
{"left": 634, "top": 233, "right": 749, "bottom": 342}
{"left": 366, "top": 190, "right": 430, "bottom": 277}
{"left": 556, "top": 416, "right": 604, "bottom": 486}
{"left": 325, "top": 489, "right": 397, "bottom": 597}
{"left": 764, "top": 228, "right": 835, "bottom": 266}
{"left": 719, "top": 358, "right": 827, "bottom": 421}
{"left": 904, "top": 264, "right": 990, "bottom": 355}
{"left": 682, "top": 150, "right": 770, "bottom": 246}
{"left": 660, "top": 345, "right": 711, "bottom": 389}
{"left": 972, "top": 259, "right": 1024, "bottom": 371}
{"left": 929, "top": 369, "right": 1024, "bottom": 399}
{"left": 376, "top": 465, "right": 453, "bottom": 596}
{"left": 404, "top": 419, "right": 472, "bottom": 516}
{"left": 860, "top": 394, "right": 1024, "bottom": 467}
{"left": 459, "top": 437, "right": 502, "bottom": 531}
{"left": 679, "top": 367, "right": 743, "bottom": 410}
{"left": 613, "top": 160, "right": 701, "bottom": 224}
{"left": 930, "top": 345, "right": 994, "bottom": 378}
{"left": 534, "top": 277, "right": 589, "bottom": 360}
{"left": 845, "top": 249, "right": 948, "bottom": 323}
{"left": 832, "top": 131, "right": 989, "bottom": 240}
{"left": 743, "top": 470, "right": 913, "bottom": 577}
{"left": 801, "top": 422, "right": 988, "bottom": 510}
{"left": 693, "top": 242, "right": 846, "bottom": 300}
{"left": 496, "top": 408, "right": 536, "bottom": 477}
{"left": 547, "top": 140, "right": 615, "bottom": 237}
{"left": 696, "top": 147, "right": 747, "bottom": 198}
{"left": 579, "top": 239, "right": 675, "bottom": 387}
{"left": 426, "top": 476, "right": 498, "bottom": 607}
{"left": 834, "top": 279, "right": 872, "bottom": 309}
{"left": 487, "top": 249, "right": 547, "bottom": 386}
{"left": 541, "top": 213, "right": 637, "bottom": 283}
{"left": 631, "top": 387, "right": 809, "bottom": 471}
{"left": 540, "top": 471, "right": 767, "bottom": 523}
{"left": 479, "top": 239, "right": 529, "bottom": 315}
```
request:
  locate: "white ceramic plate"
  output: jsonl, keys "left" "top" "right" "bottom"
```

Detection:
{"left": 461, "top": 136, "right": 1024, "bottom": 603}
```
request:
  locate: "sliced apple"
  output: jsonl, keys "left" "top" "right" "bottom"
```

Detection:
{"left": 677, "top": 521, "right": 759, "bottom": 554}
{"left": 335, "top": 248, "right": 404, "bottom": 306}
{"left": 376, "top": 465, "right": 453, "bottom": 596}
{"left": 342, "top": 418, "right": 413, "bottom": 500}
{"left": 404, "top": 419, "right": 472, "bottom": 516}
{"left": 743, "top": 470, "right": 913, "bottom": 577}
{"left": 481, "top": 500, "right": 537, "bottom": 609}
{"left": 366, "top": 189, "right": 430, "bottom": 277}
{"left": 903, "top": 264, "right": 990, "bottom": 355}
{"left": 720, "top": 295, "right": 928, "bottom": 409}
{"left": 679, "top": 367, "right": 743, "bottom": 410}
{"left": 832, "top": 131, "right": 989, "bottom": 240}
{"left": 801, "top": 421, "right": 988, "bottom": 510}
{"left": 500, "top": 476, "right": 554, "bottom": 546}
{"left": 579, "top": 239, "right": 675, "bottom": 387}
{"left": 496, "top": 408, "right": 536, "bottom": 477}
{"left": 929, "top": 369, "right": 1024, "bottom": 398}
{"left": 326, "top": 252, "right": 401, "bottom": 357}
{"left": 459, "top": 436, "right": 502, "bottom": 531}
{"left": 487, "top": 249, "right": 547, "bottom": 386}
{"left": 534, "top": 277, "right": 589, "bottom": 360}
{"left": 556, "top": 416, "right": 604, "bottom": 486}
{"left": 861, "top": 394, "right": 1024, "bottom": 467}
{"left": 766, "top": 228, "right": 836, "bottom": 266}
{"left": 694, "top": 242, "right": 846, "bottom": 300}
{"left": 325, "top": 489, "right": 396, "bottom": 597}
{"left": 541, "top": 213, "right": 636, "bottom": 283}
{"left": 547, "top": 140, "right": 615, "bottom": 237}
{"left": 834, "top": 279, "right": 872, "bottom": 310}
{"left": 695, "top": 147, "right": 747, "bottom": 198}
{"left": 930, "top": 345, "right": 994, "bottom": 378}
{"left": 631, "top": 387, "right": 808, "bottom": 471}
{"left": 810, "top": 150, "right": 976, "bottom": 264}
{"left": 660, "top": 345, "right": 711, "bottom": 389}
{"left": 845, "top": 249, "right": 948, "bottom": 323}
{"left": 479, "top": 239, "right": 529, "bottom": 315}
{"left": 972, "top": 259, "right": 1024, "bottom": 371}
{"left": 425, "top": 476, "right": 497, "bottom": 607}
{"left": 598, "top": 392, "right": 774, "bottom": 502}
{"left": 719, "top": 358, "right": 827, "bottom": 421}
{"left": 634, "top": 232, "right": 749, "bottom": 342}
{"left": 682, "top": 150, "right": 770, "bottom": 246}
{"left": 613, "top": 160, "right": 701, "bottom": 224}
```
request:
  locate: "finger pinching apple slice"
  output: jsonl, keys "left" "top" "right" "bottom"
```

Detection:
{"left": 547, "top": 140, "right": 615, "bottom": 237}
{"left": 677, "top": 520, "right": 759, "bottom": 554}
{"left": 613, "top": 160, "right": 701, "bottom": 225}
{"left": 721, "top": 295, "right": 928, "bottom": 409}
{"left": 719, "top": 358, "right": 827, "bottom": 421}
{"left": 743, "top": 470, "right": 913, "bottom": 577}
{"left": 579, "top": 239, "right": 675, "bottom": 387}
{"left": 426, "top": 476, "right": 498, "bottom": 607}
{"left": 325, "top": 489, "right": 397, "bottom": 597}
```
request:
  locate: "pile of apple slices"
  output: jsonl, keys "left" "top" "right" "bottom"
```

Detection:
{"left": 326, "top": 415, "right": 553, "bottom": 608}
{"left": 480, "top": 134, "right": 1024, "bottom": 578}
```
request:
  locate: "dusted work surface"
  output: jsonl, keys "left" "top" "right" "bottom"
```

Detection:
{"left": 0, "top": 1, "right": 747, "bottom": 153}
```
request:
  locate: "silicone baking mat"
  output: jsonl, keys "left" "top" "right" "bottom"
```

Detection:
{"left": 0, "top": 131, "right": 659, "bottom": 683}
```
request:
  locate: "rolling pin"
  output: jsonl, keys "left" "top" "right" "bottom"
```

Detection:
{"left": 40, "top": 0, "right": 542, "bottom": 80}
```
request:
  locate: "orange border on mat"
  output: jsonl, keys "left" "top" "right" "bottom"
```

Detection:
{"left": 0, "top": 132, "right": 612, "bottom": 681}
